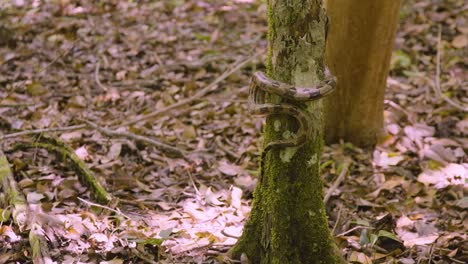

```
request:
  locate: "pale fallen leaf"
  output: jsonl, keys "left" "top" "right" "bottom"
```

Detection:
{"left": 234, "top": 175, "right": 257, "bottom": 193}
{"left": 75, "top": 146, "right": 90, "bottom": 160}
{"left": 452, "top": 34, "right": 468, "bottom": 49}
{"left": 386, "top": 123, "right": 401, "bottom": 135}
{"left": 418, "top": 163, "right": 467, "bottom": 189}
{"left": 396, "top": 215, "right": 439, "bottom": 247}
{"left": 106, "top": 142, "right": 122, "bottom": 161}
{"left": 204, "top": 186, "right": 224, "bottom": 206}
{"left": 228, "top": 186, "right": 243, "bottom": 210}
{"left": 218, "top": 161, "right": 242, "bottom": 176}
{"left": 27, "top": 192, "right": 45, "bottom": 204}
{"left": 0, "top": 225, "right": 21, "bottom": 242}
{"left": 455, "top": 118, "right": 468, "bottom": 135}
{"left": 60, "top": 130, "right": 84, "bottom": 141}
{"left": 373, "top": 150, "right": 404, "bottom": 168}
{"left": 422, "top": 144, "right": 456, "bottom": 164}
{"left": 404, "top": 124, "right": 435, "bottom": 141}
{"left": 367, "top": 178, "right": 405, "bottom": 198}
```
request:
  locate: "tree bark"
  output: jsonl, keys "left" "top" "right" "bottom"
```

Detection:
{"left": 324, "top": 0, "right": 402, "bottom": 147}
{"left": 229, "top": 0, "right": 345, "bottom": 263}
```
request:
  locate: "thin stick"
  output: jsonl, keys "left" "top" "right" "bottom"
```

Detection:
{"left": 81, "top": 119, "right": 188, "bottom": 159}
{"left": 187, "top": 171, "right": 200, "bottom": 195}
{"left": 38, "top": 39, "right": 77, "bottom": 76}
{"left": 95, "top": 60, "right": 109, "bottom": 92}
{"left": 77, "top": 197, "right": 131, "bottom": 220}
{"left": 335, "top": 225, "right": 372, "bottom": 237}
{"left": 324, "top": 161, "right": 350, "bottom": 204}
{"left": 0, "top": 103, "right": 36, "bottom": 107}
{"left": 118, "top": 51, "right": 264, "bottom": 127}
{"left": 0, "top": 124, "right": 86, "bottom": 141}
{"left": 11, "top": 40, "right": 77, "bottom": 93}
{"left": 215, "top": 136, "right": 241, "bottom": 160}
{"left": 331, "top": 205, "right": 342, "bottom": 235}
{"left": 433, "top": 25, "right": 467, "bottom": 112}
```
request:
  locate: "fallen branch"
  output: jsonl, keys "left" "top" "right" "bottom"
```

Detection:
{"left": 215, "top": 136, "right": 241, "bottom": 160}
{"left": 0, "top": 103, "right": 36, "bottom": 107}
{"left": 433, "top": 25, "right": 467, "bottom": 112}
{"left": 77, "top": 197, "right": 131, "bottom": 220}
{"left": 324, "top": 160, "right": 350, "bottom": 204}
{"left": 0, "top": 124, "right": 86, "bottom": 141}
{"left": 81, "top": 119, "right": 188, "bottom": 159}
{"left": 117, "top": 50, "right": 264, "bottom": 127}
{"left": 12, "top": 136, "right": 113, "bottom": 204}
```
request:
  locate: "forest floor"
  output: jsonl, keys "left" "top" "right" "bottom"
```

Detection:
{"left": 0, "top": 0, "right": 466, "bottom": 263}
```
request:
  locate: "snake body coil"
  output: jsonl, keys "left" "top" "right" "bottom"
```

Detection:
{"left": 249, "top": 69, "right": 337, "bottom": 180}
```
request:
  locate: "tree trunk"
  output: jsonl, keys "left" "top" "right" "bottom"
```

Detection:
{"left": 324, "top": 0, "right": 402, "bottom": 147}
{"left": 229, "top": 0, "right": 345, "bottom": 263}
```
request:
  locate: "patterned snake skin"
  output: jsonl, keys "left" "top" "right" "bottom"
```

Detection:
{"left": 249, "top": 68, "right": 337, "bottom": 179}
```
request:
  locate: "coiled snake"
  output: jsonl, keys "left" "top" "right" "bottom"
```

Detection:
{"left": 249, "top": 68, "right": 337, "bottom": 178}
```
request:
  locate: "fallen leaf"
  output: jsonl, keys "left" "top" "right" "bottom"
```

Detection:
{"left": 452, "top": 34, "right": 468, "bottom": 49}
{"left": 418, "top": 163, "right": 467, "bottom": 189}
{"left": 75, "top": 146, "right": 90, "bottom": 160}
{"left": 27, "top": 192, "right": 45, "bottom": 204}
{"left": 218, "top": 161, "right": 242, "bottom": 176}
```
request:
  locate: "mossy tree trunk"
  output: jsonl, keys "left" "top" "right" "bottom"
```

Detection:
{"left": 229, "top": 0, "right": 345, "bottom": 263}
{"left": 324, "top": 0, "right": 402, "bottom": 147}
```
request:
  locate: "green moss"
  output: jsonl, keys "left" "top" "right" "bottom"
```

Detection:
{"left": 13, "top": 137, "right": 112, "bottom": 204}
{"left": 229, "top": 0, "right": 345, "bottom": 263}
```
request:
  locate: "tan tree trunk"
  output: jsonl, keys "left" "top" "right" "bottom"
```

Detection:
{"left": 229, "top": 0, "right": 345, "bottom": 263}
{"left": 324, "top": 0, "right": 402, "bottom": 147}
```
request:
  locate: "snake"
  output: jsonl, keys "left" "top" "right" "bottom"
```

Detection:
{"left": 249, "top": 68, "right": 337, "bottom": 180}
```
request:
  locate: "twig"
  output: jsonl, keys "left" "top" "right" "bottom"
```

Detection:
{"left": 384, "top": 99, "right": 416, "bottom": 124}
{"left": 38, "top": 39, "right": 78, "bottom": 76}
{"left": 81, "top": 119, "right": 188, "bottom": 159}
{"left": 215, "top": 136, "right": 241, "bottom": 160}
{"left": 324, "top": 160, "right": 350, "bottom": 204}
{"left": 331, "top": 205, "right": 342, "bottom": 235}
{"left": 433, "top": 25, "right": 467, "bottom": 112}
{"left": 0, "top": 103, "right": 36, "bottom": 107}
{"left": 77, "top": 197, "right": 131, "bottom": 220}
{"left": 118, "top": 198, "right": 147, "bottom": 210}
{"left": 428, "top": 243, "right": 435, "bottom": 264}
{"left": 117, "top": 51, "right": 264, "bottom": 127}
{"left": 0, "top": 124, "right": 86, "bottom": 141}
{"left": 221, "top": 230, "right": 240, "bottom": 239}
{"left": 335, "top": 225, "right": 372, "bottom": 237}
{"left": 95, "top": 60, "right": 109, "bottom": 92}
{"left": 187, "top": 171, "right": 200, "bottom": 195}
{"left": 447, "top": 257, "right": 466, "bottom": 264}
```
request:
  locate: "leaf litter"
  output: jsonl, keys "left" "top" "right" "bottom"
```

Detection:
{"left": 0, "top": 0, "right": 466, "bottom": 263}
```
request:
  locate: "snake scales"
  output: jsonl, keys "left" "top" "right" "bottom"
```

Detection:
{"left": 249, "top": 68, "right": 337, "bottom": 179}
